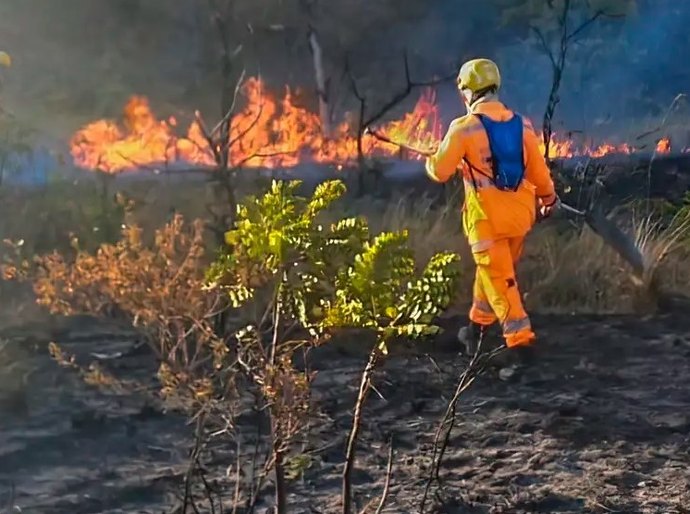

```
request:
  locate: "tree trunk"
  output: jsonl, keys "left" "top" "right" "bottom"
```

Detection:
{"left": 308, "top": 28, "right": 331, "bottom": 139}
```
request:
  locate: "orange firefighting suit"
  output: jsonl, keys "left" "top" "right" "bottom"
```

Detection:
{"left": 425, "top": 100, "right": 557, "bottom": 347}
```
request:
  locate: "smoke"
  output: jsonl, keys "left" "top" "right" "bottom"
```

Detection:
{"left": 496, "top": 0, "right": 690, "bottom": 139}
{"left": 0, "top": 0, "right": 686, "bottom": 160}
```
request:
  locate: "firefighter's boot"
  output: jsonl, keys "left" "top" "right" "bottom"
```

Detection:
{"left": 493, "top": 344, "right": 539, "bottom": 381}
{"left": 457, "top": 322, "right": 487, "bottom": 356}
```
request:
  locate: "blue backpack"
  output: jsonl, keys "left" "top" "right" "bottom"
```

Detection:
{"left": 474, "top": 113, "right": 525, "bottom": 192}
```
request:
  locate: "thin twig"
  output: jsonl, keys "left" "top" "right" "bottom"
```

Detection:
{"left": 211, "top": 69, "right": 247, "bottom": 138}
{"left": 231, "top": 436, "right": 242, "bottom": 514}
{"left": 181, "top": 421, "right": 203, "bottom": 513}
{"left": 363, "top": 52, "right": 455, "bottom": 129}
{"left": 227, "top": 81, "right": 266, "bottom": 150}
{"left": 196, "top": 460, "right": 218, "bottom": 514}
{"left": 566, "top": 10, "right": 605, "bottom": 42}
{"left": 374, "top": 437, "right": 395, "bottom": 514}
{"left": 232, "top": 150, "right": 297, "bottom": 169}
{"left": 531, "top": 27, "right": 556, "bottom": 69}
{"left": 419, "top": 338, "right": 504, "bottom": 513}
{"left": 195, "top": 111, "right": 222, "bottom": 164}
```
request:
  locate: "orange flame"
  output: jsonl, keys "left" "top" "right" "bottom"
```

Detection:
{"left": 69, "top": 77, "right": 676, "bottom": 174}
{"left": 70, "top": 77, "right": 441, "bottom": 173}
{"left": 656, "top": 137, "right": 671, "bottom": 154}
{"left": 69, "top": 96, "right": 215, "bottom": 173}
{"left": 538, "top": 135, "right": 672, "bottom": 160}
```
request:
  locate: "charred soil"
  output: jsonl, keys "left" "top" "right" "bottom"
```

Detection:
{"left": 1, "top": 313, "right": 690, "bottom": 513}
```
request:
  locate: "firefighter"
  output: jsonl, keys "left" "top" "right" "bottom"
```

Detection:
{"left": 425, "top": 58, "right": 560, "bottom": 370}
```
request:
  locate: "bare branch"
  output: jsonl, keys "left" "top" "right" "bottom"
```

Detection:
{"left": 635, "top": 94, "right": 686, "bottom": 142}
{"left": 227, "top": 91, "right": 266, "bottom": 150}
{"left": 233, "top": 149, "right": 298, "bottom": 169}
{"left": 374, "top": 437, "right": 395, "bottom": 514}
{"left": 231, "top": 436, "right": 242, "bottom": 514}
{"left": 532, "top": 26, "right": 557, "bottom": 69}
{"left": 363, "top": 51, "right": 456, "bottom": 128}
{"left": 210, "top": 69, "right": 247, "bottom": 138}
{"left": 114, "top": 151, "right": 166, "bottom": 173}
{"left": 402, "top": 48, "right": 411, "bottom": 85}
{"left": 197, "top": 460, "right": 218, "bottom": 514}
{"left": 194, "top": 111, "right": 222, "bottom": 164}
{"left": 344, "top": 54, "right": 371, "bottom": 191}
{"left": 208, "top": 0, "right": 234, "bottom": 63}
{"left": 342, "top": 348, "right": 380, "bottom": 514}
{"left": 345, "top": 55, "right": 364, "bottom": 103}
{"left": 566, "top": 10, "right": 604, "bottom": 42}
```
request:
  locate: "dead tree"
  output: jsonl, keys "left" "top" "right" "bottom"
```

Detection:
{"left": 308, "top": 27, "right": 332, "bottom": 139}
{"left": 194, "top": 69, "right": 247, "bottom": 244}
{"left": 533, "top": 0, "right": 622, "bottom": 163}
{"left": 345, "top": 51, "right": 456, "bottom": 195}
{"left": 199, "top": 0, "right": 250, "bottom": 239}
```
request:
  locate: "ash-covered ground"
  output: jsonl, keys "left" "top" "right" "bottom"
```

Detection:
{"left": 1, "top": 313, "right": 690, "bottom": 514}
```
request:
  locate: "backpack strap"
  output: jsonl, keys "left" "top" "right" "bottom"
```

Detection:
{"left": 462, "top": 156, "right": 492, "bottom": 191}
{"left": 462, "top": 114, "right": 495, "bottom": 190}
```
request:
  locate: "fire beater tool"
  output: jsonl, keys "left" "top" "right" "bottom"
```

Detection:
{"left": 365, "top": 127, "right": 646, "bottom": 278}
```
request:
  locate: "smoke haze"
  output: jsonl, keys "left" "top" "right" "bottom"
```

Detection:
{"left": 1, "top": 0, "right": 687, "bottom": 154}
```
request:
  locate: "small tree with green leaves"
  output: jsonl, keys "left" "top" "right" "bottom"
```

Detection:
{"left": 322, "top": 234, "right": 460, "bottom": 514}
{"left": 206, "top": 178, "right": 460, "bottom": 513}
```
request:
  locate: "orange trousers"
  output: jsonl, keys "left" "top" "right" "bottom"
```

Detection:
{"left": 468, "top": 236, "right": 535, "bottom": 347}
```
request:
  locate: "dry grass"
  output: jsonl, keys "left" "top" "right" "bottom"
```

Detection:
{"left": 520, "top": 225, "right": 639, "bottom": 313}
{"left": 633, "top": 208, "right": 690, "bottom": 284}
{"left": 347, "top": 192, "right": 690, "bottom": 314}
{"left": 1, "top": 175, "right": 689, "bottom": 330}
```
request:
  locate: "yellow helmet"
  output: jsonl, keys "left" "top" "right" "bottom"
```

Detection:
{"left": 0, "top": 51, "right": 11, "bottom": 68}
{"left": 457, "top": 58, "right": 501, "bottom": 93}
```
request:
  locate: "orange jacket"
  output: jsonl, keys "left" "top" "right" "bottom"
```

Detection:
{"left": 426, "top": 101, "right": 556, "bottom": 242}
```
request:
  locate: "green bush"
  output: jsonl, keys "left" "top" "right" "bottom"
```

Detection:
{"left": 206, "top": 178, "right": 461, "bottom": 512}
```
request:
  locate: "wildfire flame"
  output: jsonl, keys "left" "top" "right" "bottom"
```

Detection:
{"left": 70, "top": 78, "right": 441, "bottom": 173}
{"left": 69, "top": 77, "right": 673, "bottom": 174}
{"left": 656, "top": 137, "right": 671, "bottom": 153}
{"left": 538, "top": 136, "right": 671, "bottom": 160}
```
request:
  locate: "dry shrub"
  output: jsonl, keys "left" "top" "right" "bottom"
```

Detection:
{"left": 0, "top": 177, "right": 223, "bottom": 330}
{"left": 2, "top": 213, "right": 231, "bottom": 406}
{"left": 2, "top": 176, "right": 688, "bottom": 326}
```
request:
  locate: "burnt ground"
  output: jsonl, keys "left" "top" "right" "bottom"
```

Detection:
{"left": 1, "top": 313, "right": 690, "bottom": 514}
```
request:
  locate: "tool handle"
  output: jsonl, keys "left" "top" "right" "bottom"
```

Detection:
{"left": 364, "top": 127, "right": 435, "bottom": 156}
{"left": 559, "top": 202, "right": 585, "bottom": 216}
